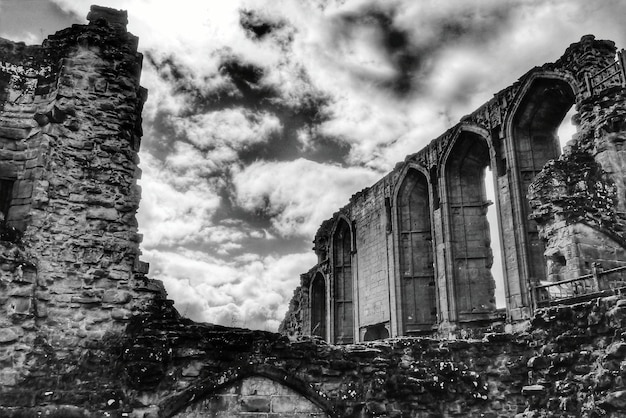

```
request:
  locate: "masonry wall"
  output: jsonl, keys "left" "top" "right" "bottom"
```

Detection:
{"left": 529, "top": 85, "right": 626, "bottom": 301}
{"left": 2, "top": 9, "right": 626, "bottom": 418}
{"left": 351, "top": 179, "right": 394, "bottom": 333}
{"left": 282, "top": 36, "right": 626, "bottom": 342}
{"left": 0, "top": 6, "right": 164, "bottom": 389}
{"left": 6, "top": 293, "right": 626, "bottom": 417}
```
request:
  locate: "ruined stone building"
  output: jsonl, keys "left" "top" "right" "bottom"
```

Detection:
{"left": 3, "top": 5, "right": 626, "bottom": 418}
{"left": 280, "top": 35, "right": 626, "bottom": 345}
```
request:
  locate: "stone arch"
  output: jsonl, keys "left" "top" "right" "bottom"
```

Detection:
{"left": 392, "top": 164, "right": 437, "bottom": 333}
{"left": 504, "top": 71, "right": 577, "bottom": 305}
{"left": 441, "top": 126, "right": 498, "bottom": 322}
{"left": 331, "top": 216, "right": 354, "bottom": 344}
{"left": 163, "top": 365, "right": 336, "bottom": 417}
{"left": 310, "top": 272, "right": 327, "bottom": 340}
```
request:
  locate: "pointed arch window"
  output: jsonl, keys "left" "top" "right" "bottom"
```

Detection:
{"left": 333, "top": 220, "right": 353, "bottom": 344}
{"left": 511, "top": 77, "right": 575, "bottom": 284}
{"left": 397, "top": 169, "right": 436, "bottom": 332}
{"left": 445, "top": 131, "right": 497, "bottom": 318}
{"left": 310, "top": 273, "right": 326, "bottom": 339}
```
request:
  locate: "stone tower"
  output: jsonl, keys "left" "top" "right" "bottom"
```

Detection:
{"left": 0, "top": 5, "right": 165, "bottom": 386}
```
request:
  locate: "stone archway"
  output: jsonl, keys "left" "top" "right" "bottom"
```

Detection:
{"left": 172, "top": 375, "right": 328, "bottom": 417}
{"left": 310, "top": 273, "right": 327, "bottom": 339}
{"left": 396, "top": 167, "right": 437, "bottom": 333}
{"left": 333, "top": 219, "right": 354, "bottom": 344}
{"left": 509, "top": 76, "right": 576, "bottom": 288}
{"left": 444, "top": 130, "right": 497, "bottom": 321}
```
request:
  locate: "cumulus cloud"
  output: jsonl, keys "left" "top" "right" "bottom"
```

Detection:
{"left": 143, "top": 248, "right": 315, "bottom": 330}
{"left": 137, "top": 152, "right": 222, "bottom": 247}
{"left": 170, "top": 108, "right": 282, "bottom": 153}
{"left": 232, "top": 159, "right": 379, "bottom": 237}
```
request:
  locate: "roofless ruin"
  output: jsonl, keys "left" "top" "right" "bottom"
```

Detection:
{"left": 281, "top": 34, "right": 626, "bottom": 343}
{"left": 2, "top": 5, "right": 626, "bottom": 417}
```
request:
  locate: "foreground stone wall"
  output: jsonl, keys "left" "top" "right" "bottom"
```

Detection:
{"left": 4, "top": 293, "right": 626, "bottom": 417}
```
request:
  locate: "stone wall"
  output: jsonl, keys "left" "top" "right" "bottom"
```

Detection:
{"left": 4, "top": 293, "right": 626, "bottom": 417}
{"left": 529, "top": 86, "right": 626, "bottom": 293}
{"left": 0, "top": 5, "right": 164, "bottom": 390}
{"left": 3, "top": 7, "right": 626, "bottom": 418}
{"left": 282, "top": 36, "right": 626, "bottom": 341}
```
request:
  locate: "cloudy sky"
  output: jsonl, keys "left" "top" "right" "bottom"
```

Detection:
{"left": 1, "top": 0, "right": 625, "bottom": 331}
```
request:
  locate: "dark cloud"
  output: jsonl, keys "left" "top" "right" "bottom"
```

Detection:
{"left": 336, "top": 9, "right": 419, "bottom": 94}
{"left": 217, "top": 59, "right": 275, "bottom": 107}
{"left": 145, "top": 50, "right": 348, "bottom": 169}
{"left": 239, "top": 10, "right": 284, "bottom": 40}
{"left": 434, "top": 5, "right": 513, "bottom": 45}
{"left": 144, "top": 108, "right": 179, "bottom": 160}
{"left": 330, "top": 1, "right": 514, "bottom": 96}
{"left": 214, "top": 188, "right": 274, "bottom": 230}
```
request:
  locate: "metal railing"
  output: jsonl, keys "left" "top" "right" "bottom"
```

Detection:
{"left": 584, "top": 49, "right": 626, "bottom": 96}
{"left": 533, "top": 264, "right": 626, "bottom": 308}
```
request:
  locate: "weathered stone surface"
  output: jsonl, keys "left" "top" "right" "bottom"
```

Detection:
{"left": 522, "top": 385, "right": 546, "bottom": 395}
{"left": 0, "top": 6, "right": 164, "bottom": 411}
{"left": 0, "top": 7, "right": 626, "bottom": 418}
{"left": 603, "top": 390, "right": 626, "bottom": 409}
{"left": 284, "top": 36, "right": 626, "bottom": 341}
{"left": 0, "top": 327, "right": 19, "bottom": 343}
{"left": 606, "top": 342, "right": 626, "bottom": 359}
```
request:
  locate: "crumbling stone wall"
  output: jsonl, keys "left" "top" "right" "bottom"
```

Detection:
{"left": 5, "top": 292, "right": 626, "bottom": 417}
{"left": 283, "top": 36, "right": 626, "bottom": 342}
{"left": 3, "top": 7, "right": 626, "bottom": 418}
{"left": 529, "top": 86, "right": 626, "bottom": 288}
{"left": 0, "top": 5, "right": 165, "bottom": 389}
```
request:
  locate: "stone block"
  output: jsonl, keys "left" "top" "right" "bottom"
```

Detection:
{"left": 34, "top": 300, "right": 47, "bottom": 318}
{"left": 241, "top": 376, "right": 280, "bottom": 396}
{"left": 0, "top": 126, "right": 30, "bottom": 140}
{"left": 0, "top": 369, "right": 18, "bottom": 386}
{"left": 521, "top": 385, "right": 546, "bottom": 396}
{"left": 0, "top": 327, "right": 20, "bottom": 343}
{"left": 240, "top": 395, "right": 270, "bottom": 412}
{"left": 8, "top": 297, "right": 31, "bottom": 316}
{"left": 13, "top": 184, "right": 33, "bottom": 203}
{"left": 134, "top": 260, "right": 150, "bottom": 274}
{"left": 86, "top": 207, "right": 118, "bottom": 221}
{"left": 271, "top": 395, "right": 322, "bottom": 413}
{"left": 70, "top": 296, "right": 101, "bottom": 304}
{"left": 181, "top": 361, "right": 202, "bottom": 377}
{"left": 111, "top": 308, "right": 131, "bottom": 321}
{"left": 13, "top": 268, "right": 36, "bottom": 284}
{"left": 102, "top": 290, "right": 131, "bottom": 304}
{"left": 109, "top": 270, "right": 130, "bottom": 281}
{"left": 7, "top": 204, "right": 30, "bottom": 222}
